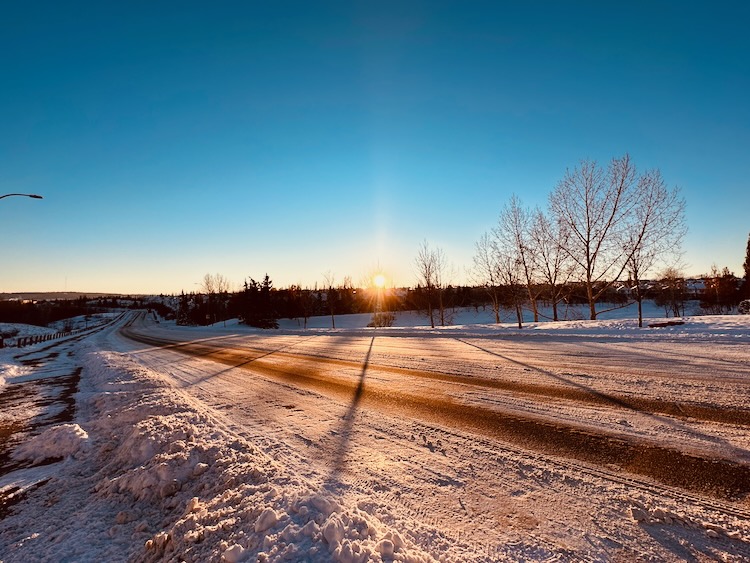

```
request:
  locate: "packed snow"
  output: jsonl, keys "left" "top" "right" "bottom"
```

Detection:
{"left": 1, "top": 306, "right": 749, "bottom": 561}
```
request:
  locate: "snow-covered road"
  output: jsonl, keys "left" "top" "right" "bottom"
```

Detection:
{"left": 2, "top": 311, "right": 750, "bottom": 561}
{"left": 121, "top": 312, "right": 750, "bottom": 496}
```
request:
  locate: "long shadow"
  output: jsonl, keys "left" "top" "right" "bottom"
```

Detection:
{"left": 454, "top": 337, "right": 750, "bottom": 460}
{"left": 601, "top": 341, "right": 750, "bottom": 373}
{"left": 162, "top": 335, "right": 322, "bottom": 389}
{"left": 230, "top": 335, "right": 363, "bottom": 449}
{"left": 323, "top": 336, "right": 375, "bottom": 490}
{"left": 128, "top": 335, "right": 317, "bottom": 387}
{"left": 126, "top": 329, "right": 364, "bottom": 459}
{"left": 440, "top": 338, "right": 750, "bottom": 425}
{"left": 456, "top": 338, "right": 648, "bottom": 410}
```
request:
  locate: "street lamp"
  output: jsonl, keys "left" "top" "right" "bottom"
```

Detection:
{"left": 0, "top": 193, "right": 44, "bottom": 200}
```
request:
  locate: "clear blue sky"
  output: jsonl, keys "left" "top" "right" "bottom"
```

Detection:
{"left": 1, "top": 1, "right": 748, "bottom": 294}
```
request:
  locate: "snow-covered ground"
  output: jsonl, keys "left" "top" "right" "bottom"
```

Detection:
{"left": 1, "top": 308, "right": 749, "bottom": 561}
{"left": 275, "top": 299, "right": 692, "bottom": 330}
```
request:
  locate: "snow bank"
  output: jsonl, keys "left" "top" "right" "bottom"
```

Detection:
{"left": 0, "top": 343, "right": 437, "bottom": 562}
{"left": 13, "top": 424, "right": 90, "bottom": 465}
{"left": 0, "top": 322, "right": 56, "bottom": 340}
{"left": 0, "top": 361, "right": 28, "bottom": 393}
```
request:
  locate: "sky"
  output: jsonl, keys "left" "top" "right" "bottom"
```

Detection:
{"left": 1, "top": 1, "right": 748, "bottom": 294}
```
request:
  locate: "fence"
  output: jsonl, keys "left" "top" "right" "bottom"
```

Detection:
{"left": 0, "top": 312, "right": 127, "bottom": 349}
{"left": 0, "top": 331, "right": 73, "bottom": 349}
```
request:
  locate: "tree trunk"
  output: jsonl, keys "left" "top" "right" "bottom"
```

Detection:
{"left": 438, "top": 289, "right": 445, "bottom": 326}
{"left": 633, "top": 271, "right": 643, "bottom": 328}
{"left": 528, "top": 286, "right": 539, "bottom": 322}
{"left": 587, "top": 282, "right": 597, "bottom": 320}
{"left": 637, "top": 296, "right": 643, "bottom": 328}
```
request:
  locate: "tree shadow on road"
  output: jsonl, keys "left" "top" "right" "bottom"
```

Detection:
{"left": 323, "top": 336, "right": 375, "bottom": 491}
{"left": 131, "top": 334, "right": 321, "bottom": 388}
{"left": 453, "top": 337, "right": 750, "bottom": 460}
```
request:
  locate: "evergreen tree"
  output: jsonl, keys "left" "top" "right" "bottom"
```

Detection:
{"left": 176, "top": 291, "right": 191, "bottom": 325}
{"left": 241, "top": 274, "right": 279, "bottom": 329}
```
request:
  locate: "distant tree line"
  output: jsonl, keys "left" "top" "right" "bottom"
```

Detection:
{"left": 176, "top": 272, "right": 504, "bottom": 328}
{"left": 174, "top": 219, "right": 748, "bottom": 330}
{"left": 0, "top": 296, "right": 97, "bottom": 327}
{"left": 176, "top": 270, "right": 678, "bottom": 329}
{"left": 0, "top": 295, "right": 172, "bottom": 328}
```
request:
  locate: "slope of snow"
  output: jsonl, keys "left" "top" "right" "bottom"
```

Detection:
{"left": 0, "top": 322, "right": 56, "bottom": 340}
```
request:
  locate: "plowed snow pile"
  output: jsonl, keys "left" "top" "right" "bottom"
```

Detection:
{"left": 0, "top": 347, "right": 433, "bottom": 562}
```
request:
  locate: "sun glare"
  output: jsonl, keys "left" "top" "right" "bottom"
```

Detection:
{"left": 373, "top": 274, "right": 386, "bottom": 288}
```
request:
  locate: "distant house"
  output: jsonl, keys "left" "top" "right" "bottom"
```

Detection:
{"left": 612, "top": 282, "right": 633, "bottom": 298}
{"left": 686, "top": 279, "right": 705, "bottom": 297}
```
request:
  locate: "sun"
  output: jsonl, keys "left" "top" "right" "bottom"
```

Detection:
{"left": 373, "top": 274, "right": 386, "bottom": 288}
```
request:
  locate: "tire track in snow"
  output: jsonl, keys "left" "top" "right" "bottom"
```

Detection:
{"left": 121, "top": 326, "right": 750, "bottom": 501}
{"left": 123, "top": 326, "right": 750, "bottom": 426}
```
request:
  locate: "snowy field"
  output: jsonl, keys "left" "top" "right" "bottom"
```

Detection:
{"left": 1, "top": 307, "right": 749, "bottom": 561}
{"left": 279, "top": 299, "right": 699, "bottom": 330}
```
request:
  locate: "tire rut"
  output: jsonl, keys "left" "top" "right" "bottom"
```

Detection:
{"left": 122, "top": 327, "right": 750, "bottom": 500}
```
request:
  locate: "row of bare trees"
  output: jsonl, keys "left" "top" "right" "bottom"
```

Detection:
{"left": 413, "top": 241, "right": 453, "bottom": 328}
{"left": 472, "top": 154, "right": 686, "bottom": 327}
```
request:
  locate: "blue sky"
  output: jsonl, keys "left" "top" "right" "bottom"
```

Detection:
{"left": 1, "top": 1, "right": 748, "bottom": 294}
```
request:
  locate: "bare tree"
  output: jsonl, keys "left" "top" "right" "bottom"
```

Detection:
{"left": 528, "top": 208, "right": 574, "bottom": 321}
{"left": 487, "top": 208, "right": 527, "bottom": 328}
{"left": 495, "top": 240, "right": 525, "bottom": 328}
{"left": 414, "top": 241, "right": 452, "bottom": 327}
{"left": 201, "top": 273, "right": 216, "bottom": 325}
{"left": 201, "top": 273, "right": 215, "bottom": 295}
{"left": 202, "top": 273, "right": 231, "bottom": 326}
{"left": 214, "top": 274, "right": 230, "bottom": 327}
{"left": 497, "top": 195, "right": 544, "bottom": 321}
{"left": 433, "top": 246, "right": 453, "bottom": 326}
{"left": 622, "top": 170, "right": 686, "bottom": 327}
{"left": 414, "top": 241, "right": 437, "bottom": 328}
{"left": 323, "top": 271, "right": 337, "bottom": 329}
{"left": 550, "top": 155, "right": 640, "bottom": 319}
{"left": 289, "top": 284, "right": 313, "bottom": 329}
{"left": 472, "top": 232, "right": 503, "bottom": 323}
{"left": 655, "top": 265, "right": 688, "bottom": 318}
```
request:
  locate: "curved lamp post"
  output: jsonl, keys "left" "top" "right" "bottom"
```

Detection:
{"left": 0, "top": 193, "right": 44, "bottom": 200}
